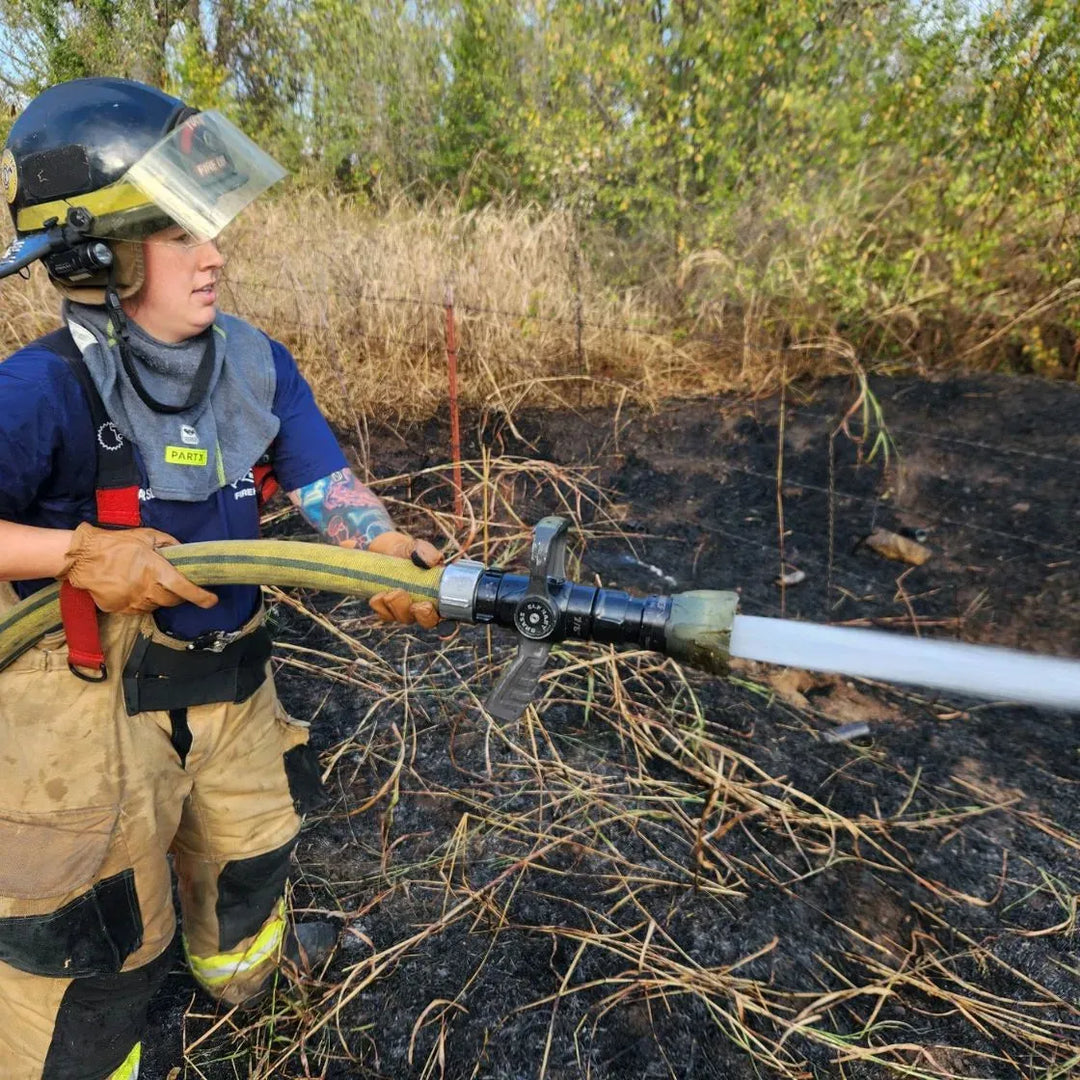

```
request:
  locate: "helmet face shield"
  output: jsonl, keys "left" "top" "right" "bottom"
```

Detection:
{"left": 122, "top": 111, "right": 286, "bottom": 243}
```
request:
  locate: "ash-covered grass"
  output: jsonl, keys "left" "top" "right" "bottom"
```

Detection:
{"left": 151, "top": 373, "right": 1080, "bottom": 1080}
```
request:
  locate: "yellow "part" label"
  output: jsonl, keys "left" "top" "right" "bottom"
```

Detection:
{"left": 165, "top": 446, "right": 209, "bottom": 467}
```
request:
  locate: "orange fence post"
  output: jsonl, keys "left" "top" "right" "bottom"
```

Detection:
{"left": 444, "top": 285, "right": 464, "bottom": 521}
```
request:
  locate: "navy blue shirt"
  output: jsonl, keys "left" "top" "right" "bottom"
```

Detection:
{"left": 0, "top": 332, "right": 346, "bottom": 638}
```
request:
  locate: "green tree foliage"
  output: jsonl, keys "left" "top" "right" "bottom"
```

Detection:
{"left": 433, "top": 0, "right": 529, "bottom": 203}
{"left": 296, "top": 0, "right": 452, "bottom": 193}
{"left": 0, "top": 0, "right": 1075, "bottom": 369}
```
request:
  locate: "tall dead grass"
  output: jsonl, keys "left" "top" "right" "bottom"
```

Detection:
{"left": 2, "top": 187, "right": 1075, "bottom": 427}
{"left": 0, "top": 191, "right": 853, "bottom": 426}
{"left": 222, "top": 191, "right": 834, "bottom": 426}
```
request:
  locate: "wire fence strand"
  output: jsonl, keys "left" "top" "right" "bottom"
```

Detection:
{"left": 223, "top": 275, "right": 827, "bottom": 358}
{"left": 790, "top": 407, "right": 1080, "bottom": 469}
{"left": 224, "top": 272, "right": 1078, "bottom": 592}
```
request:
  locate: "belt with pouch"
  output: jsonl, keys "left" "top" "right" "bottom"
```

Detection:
{"left": 122, "top": 609, "right": 272, "bottom": 716}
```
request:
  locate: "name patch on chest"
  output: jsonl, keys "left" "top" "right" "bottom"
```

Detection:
{"left": 164, "top": 446, "right": 209, "bottom": 467}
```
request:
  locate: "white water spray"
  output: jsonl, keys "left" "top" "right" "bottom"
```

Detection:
{"left": 730, "top": 615, "right": 1080, "bottom": 711}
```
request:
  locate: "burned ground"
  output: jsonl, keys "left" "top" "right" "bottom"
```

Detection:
{"left": 147, "top": 373, "right": 1080, "bottom": 1080}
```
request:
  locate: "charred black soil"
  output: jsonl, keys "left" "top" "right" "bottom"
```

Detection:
{"left": 147, "top": 373, "right": 1080, "bottom": 1080}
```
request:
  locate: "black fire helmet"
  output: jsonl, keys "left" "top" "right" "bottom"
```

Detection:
{"left": 0, "top": 76, "right": 284, "bottom": 284}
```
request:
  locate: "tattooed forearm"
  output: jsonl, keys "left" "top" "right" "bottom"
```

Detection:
{"left": 288, "top": 469, "right": 394, "bottom": 548}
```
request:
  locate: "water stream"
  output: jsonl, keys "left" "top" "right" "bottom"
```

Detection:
{"left": 730, "top": 615, "right": 1080, "bottom": 711}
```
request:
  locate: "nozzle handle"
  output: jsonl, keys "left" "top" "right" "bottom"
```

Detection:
{"left": 485, "top": 516, "right": 569, "bottom": 720}
{"left": 485, "top": 637, "right": 550, "bottom": 721}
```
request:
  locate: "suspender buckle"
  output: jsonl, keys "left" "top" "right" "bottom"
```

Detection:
{"left": 68, "top": 658, "right": 108, "bottom": 682}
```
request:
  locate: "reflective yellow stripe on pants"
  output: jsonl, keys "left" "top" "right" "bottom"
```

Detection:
{"left": 185, "top": 898, "right": 287, "bottom": 993}
{"left": 107, "top": 1042, "right": 141, "bottom": 1080}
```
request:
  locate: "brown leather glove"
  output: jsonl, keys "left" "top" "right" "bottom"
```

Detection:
{"left": 59, "top": 522, "right": 219, "bottom": 615}
{"left": 366, "top": 530, "right": 444, "bottom": 629}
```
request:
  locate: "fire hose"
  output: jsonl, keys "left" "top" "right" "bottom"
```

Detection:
{"left": 2, "top": 517, "right": 1078, "bottom": 716}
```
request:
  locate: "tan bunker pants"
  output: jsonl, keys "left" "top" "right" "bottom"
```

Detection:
{"left": 0, "top": 596, "right": 323, "bottom": 1080}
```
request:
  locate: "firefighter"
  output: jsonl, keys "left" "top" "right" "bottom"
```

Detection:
{"left": 0, "top": 77, "right": 440, "bottom": 1079}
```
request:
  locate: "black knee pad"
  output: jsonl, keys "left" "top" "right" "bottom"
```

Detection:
{"left": 0, "top": 869, "right": 142, "bottom": 978}
{"left": 42, "top": 939, "right": 174, "bottom": 1080}
{"left": 215, "top": 837, "right": 297, "bottom": 951}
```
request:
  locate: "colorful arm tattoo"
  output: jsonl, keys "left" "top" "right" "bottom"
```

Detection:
{"left": 288, "top": 469, "right": 395, "bottom": 548}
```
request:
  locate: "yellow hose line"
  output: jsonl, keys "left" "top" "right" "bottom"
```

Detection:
{"left": 0, "top": 540, "right": 445, "bottom": 670}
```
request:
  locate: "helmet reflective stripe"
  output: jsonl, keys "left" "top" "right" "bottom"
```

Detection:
{"left": 184, "top": 899, "right": 287, "bottom": 988}
{"left": 107, "top": 1041, "right": 141, "bottom": 1080}
{"left": 15, "top": 180, "right": 153, "bottom": 234}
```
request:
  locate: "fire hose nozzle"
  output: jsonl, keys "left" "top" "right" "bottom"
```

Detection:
{"left": 435, "top": 517, "right": 739, "bottom": 720}
{"left": 5, "top": 534, "right": 1077, "bottom": 712}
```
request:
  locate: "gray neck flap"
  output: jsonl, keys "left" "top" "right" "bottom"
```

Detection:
{"left": 65, "top": 301, "right": 280, "bottom": 502}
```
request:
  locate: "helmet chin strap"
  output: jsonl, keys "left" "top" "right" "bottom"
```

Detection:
{"left": 104, "top": 263, "right": 216, "bottom": 415}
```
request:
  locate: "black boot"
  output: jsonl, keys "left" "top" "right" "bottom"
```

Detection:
{"left": 282, "top": 919, "right": 340, "bottom": 974}
{"left": 239, "top": 920, "right": 340, "bottom": 1010}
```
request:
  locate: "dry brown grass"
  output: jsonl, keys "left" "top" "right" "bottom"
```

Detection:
{"left": 9, "top": 183, "right": 1079, "bottom": 432}
{"left": 4, "top": 184, "right": 1078, "bottom": 428}
{"left": 221, "top": 192, "right": 840, "bottom": 425}
{"left": 0, "top": 191, "right": 861, "bottom": 426}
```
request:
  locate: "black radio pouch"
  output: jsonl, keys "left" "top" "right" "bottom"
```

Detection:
{"left": 122, "top": 627, "right": 273, "bottom": 716}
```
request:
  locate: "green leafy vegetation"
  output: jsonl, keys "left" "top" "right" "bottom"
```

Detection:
{"left": 0, "top": 0, "right": 1077, "bottom": 377}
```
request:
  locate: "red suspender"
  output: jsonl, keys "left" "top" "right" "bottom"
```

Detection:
{"left": 39, "top": 328, "right": 142, "bottom": 678}
{"left": 95, "top": 486, "right": 141, "bottom": 528}
{"left": 253, "top": 460, "right": 279, "bottom": 508}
